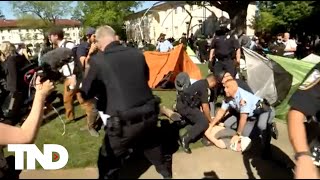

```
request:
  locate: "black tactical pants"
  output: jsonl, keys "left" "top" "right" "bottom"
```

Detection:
{"left": 176, "top": 99, "right": 209, "bottom": 144}
{"left": 97, "top": 113, "right": 171, "bottom": 179}
{"left": 213, "top": 59, "right": 237, "bottom": 78}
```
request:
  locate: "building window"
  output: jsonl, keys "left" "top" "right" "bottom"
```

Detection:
{"left": 190, "top": 5, "right": 193, "bottom": 11}
{"left": 1, "top": 36, "right": 4, "bottom": 40}
{"left": 73, "top": 33, "right": 76, "bottom": 37}
{"left": 175, "top": 7, "right": 178, "bottom": 14}
{"left": 182, "top": 7, "right": 185, "bottom": 13}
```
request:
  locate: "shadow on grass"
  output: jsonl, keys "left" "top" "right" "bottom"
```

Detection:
{"left": 118, "top": 119, "right": 181, "bottom": 178}
{"left": 242, "top": 140, "right": 295, "bottom": 179}
{"left": 202, "top": 170, "right": 220, "bottom": 179}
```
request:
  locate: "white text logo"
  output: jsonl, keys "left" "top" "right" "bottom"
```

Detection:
{"left": 7, "top": 144, "right": 68, "bottom": 170}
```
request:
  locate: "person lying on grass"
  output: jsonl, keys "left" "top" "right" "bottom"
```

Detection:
{"left": 204, "top": 122, "right": 252, "bottom": 152}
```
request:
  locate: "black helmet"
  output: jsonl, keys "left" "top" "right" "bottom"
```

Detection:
{"left": 175, "top": 72, "right": 191, "bottom": 91}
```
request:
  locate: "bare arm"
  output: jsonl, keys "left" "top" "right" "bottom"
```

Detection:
{"left": 287, "top": 109, "right": 309, "bottom": 153}
{"left": 237, "top": 113, "right": 248, "bottom": 134}
{"left": 211, "top": 108, "right": 227, "bottom": 126}
{"left": 236, "top": 48, "right": 241, "bottom": 64}
{"left": 202, "top": 103, "right": 212, "bottom": 122}
{"left": 0, "top": 79, "right": 54, "bottom": 145}
{"left": 209, "top": 49, "right": 215, "bottom": 61}
{"left": 79, "top": 56, "right": 86, "bottom": 67}
{"left": 288, "top": 109, "right": 320, "bottom": 178}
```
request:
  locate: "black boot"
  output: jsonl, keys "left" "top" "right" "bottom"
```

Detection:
{"left": 180, "top": 133, "right": 192, "bottom": 154}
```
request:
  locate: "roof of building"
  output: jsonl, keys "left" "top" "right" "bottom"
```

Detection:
{"left": 0, "top": 19, "right": 81, "bottom": 28}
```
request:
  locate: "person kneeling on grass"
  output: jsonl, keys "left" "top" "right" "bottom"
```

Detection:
{"left": 209, "top": 79, "right": 278, "bottom": 159}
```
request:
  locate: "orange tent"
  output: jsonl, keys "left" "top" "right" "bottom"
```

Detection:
{"left": 144, "top": 44, "right": 202, "bottom": 89}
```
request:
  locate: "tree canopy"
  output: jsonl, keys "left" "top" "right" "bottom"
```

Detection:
{"left": 72, "top": 1, "right": 142, "bottom": 38}
{"left": 10, "top": 1, "right": 73, "bottom": 32}
{"left": 187, "top": 1, "right": 254, "bottom": 35}
{"left": 254, "top": 1, "right": 316, "bottom": 35}
{"left": 0, "top": 10, "right": 5, "bottom": 20}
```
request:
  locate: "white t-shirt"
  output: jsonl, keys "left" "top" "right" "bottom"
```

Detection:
{"left": 284, "top": 39, "right": 297, "bottom": 56}
{"left": 58, "top": 40, "right": 75, "bottom": 77}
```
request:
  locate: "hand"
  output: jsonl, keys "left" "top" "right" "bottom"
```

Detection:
{"left": 230, "top": 135, "right": 240, "bottom": 146}
{"left": 35, "top": 76, "right": 55, "bottom": 97}
{"left": 210, "top": 117, "right": 215, "bottom": 122}
{"left": 295, "top": 155, "right": 319, "bottom": 179}
{"left": 89, "top": 43, "right": 97, "bottom": 55}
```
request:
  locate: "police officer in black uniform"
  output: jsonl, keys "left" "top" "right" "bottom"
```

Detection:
{"left": 287, "top": 62, "right": 320, "bottom": 179}
{"left": 177, "top": 73, "right": 218, "bottom": 153}
{"left": 80, "top": 25, "right": 172, "bottom": 179}
{"left": 209, "top": 25, "right": 241, "bottom": 78}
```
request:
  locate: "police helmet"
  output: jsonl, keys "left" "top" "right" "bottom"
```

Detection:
{"left": 175, "top": 72, "right": 191, "bottom": 91}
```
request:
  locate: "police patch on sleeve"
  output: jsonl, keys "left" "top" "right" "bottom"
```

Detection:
{"left": 299, "top": 69, "right": 320, "bottom": 90}
{"left": 240, "top": 99, "right": 247, "bottom": 107}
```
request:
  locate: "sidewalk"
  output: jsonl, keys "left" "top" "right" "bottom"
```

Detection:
{"left": 20, "top": 121, "right": 295, "bottom": 179}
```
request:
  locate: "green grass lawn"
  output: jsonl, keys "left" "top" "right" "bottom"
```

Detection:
{"left": 4, "top": 64, "right": 209, "bottom": 169}
{"left": 4, "top": 62, "right": 288, "bottom": 169}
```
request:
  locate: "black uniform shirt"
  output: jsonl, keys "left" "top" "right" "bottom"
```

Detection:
{"left": 184, "top": 79, "right": 210, "bottom": 104}
{"left": 80, "top": 41, "right": 154, "bottom": 115}
{"left": 210, "top": 34, "right": 240, "bottom": 59}
{"left": 289, "top": 62, "right": 320, "bottom": 117}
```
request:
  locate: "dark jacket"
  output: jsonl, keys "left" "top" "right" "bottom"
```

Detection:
{"left": 2, "top": 54, "right": 30, "bottom": 94}
{"left": 81, "top": 41, "right": 154, "bottom": 115}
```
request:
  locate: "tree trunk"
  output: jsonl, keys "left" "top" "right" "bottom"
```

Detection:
{"left": 187, "top": 16, "right": 193, "bottom": 37}
{"left": 228, "top": 7, "right": 248, "bottom": 36}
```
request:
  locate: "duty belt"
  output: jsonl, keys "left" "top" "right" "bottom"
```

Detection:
{"left": 253, "top": 99, "right": 271, "bottom": 116}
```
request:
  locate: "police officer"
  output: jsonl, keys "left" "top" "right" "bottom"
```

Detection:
{"left": 287, "top": 62, "right": 320, "bottom": 179}
{"left": 211, "top": 79, "right": 276, "bottom": 158}
{"left": 216, "top": 70, "right": 253, "bottom": 93}
{"left": 208, "top": 70, "right": 254, "bottom": 122}
{"left": 80, "top": 25, "right": 172, "bottom": 179}
{"left": 209, "top": 25, "right": 241, "bottom": 78}
{"left": 177, "top": 73, "right": 218, "bottom": 153}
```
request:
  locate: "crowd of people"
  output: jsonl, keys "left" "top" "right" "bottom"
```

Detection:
{"left": 0, "top": 19, "right": 318, "bottom": 180}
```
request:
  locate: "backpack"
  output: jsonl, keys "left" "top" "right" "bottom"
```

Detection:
{"left": 63, "top": 41, "right": 83, "bottom": 89}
